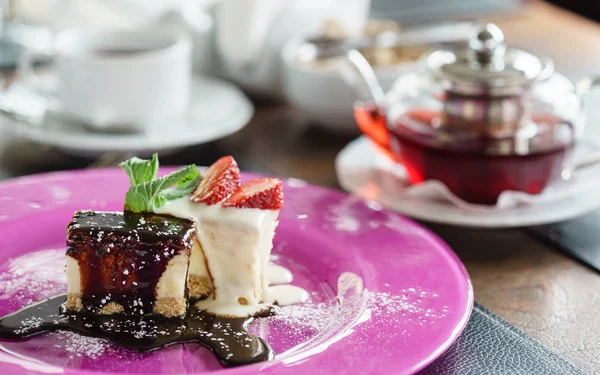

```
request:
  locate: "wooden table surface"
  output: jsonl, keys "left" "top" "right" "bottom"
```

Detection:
{"left": 1, "top": 1, "right": 600, "bottom": 373}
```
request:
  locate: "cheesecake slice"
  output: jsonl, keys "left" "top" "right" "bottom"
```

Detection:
{"left": 193, "top": 199, "right": 280, "bottom": 317}
{"left": 65, "top": 210, "right": 195, "bottom": 317}
{"left": 158, "top": 156, "right": 284, "bottom": 317}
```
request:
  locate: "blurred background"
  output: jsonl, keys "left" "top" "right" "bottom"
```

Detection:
{"left": 0, "top": 0, "right": 599, "bottom": 187}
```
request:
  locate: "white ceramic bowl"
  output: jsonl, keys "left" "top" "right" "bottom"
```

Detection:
{"left": 282, "top": 36, "right": 419, "bottom": 134}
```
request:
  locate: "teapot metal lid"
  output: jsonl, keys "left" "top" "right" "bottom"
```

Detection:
{"left": 425, "top": 23, "right": 554, "bottom": 96}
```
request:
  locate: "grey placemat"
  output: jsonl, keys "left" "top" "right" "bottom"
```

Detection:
{"left": 419, "top": 303, "right": 585, "bottom": 375}
{"left": 528, "top": 210, "right": 600, "bottom": 273}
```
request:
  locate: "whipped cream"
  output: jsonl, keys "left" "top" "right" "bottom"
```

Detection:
{"left": 158, "top": 197, "right": 309, "bottom": 317}
{"left": 159, "top": 197, "right": 280, "bottom": 317}
{"left": 267, "top": 264, "right": 293, "bottom": 285}
{"left": 268, "top": 284, "right": 309, "bottom": 306}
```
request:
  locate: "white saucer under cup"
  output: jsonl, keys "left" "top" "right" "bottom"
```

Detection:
{"left": 0, "top": 75, "right": 254, "bottom": 158}
{"left": 18, "top": 29, "right": 191, "bottom": 133}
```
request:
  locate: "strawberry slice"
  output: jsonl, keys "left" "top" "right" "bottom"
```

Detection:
{"left": 223, "top": 178, "right": 283, "bottom": 210}
{"left": 191, "top": 156, "right": 241, "bottom": 205}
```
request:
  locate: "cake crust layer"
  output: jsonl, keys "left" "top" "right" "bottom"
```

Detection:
{"left": 65, "top": 295, "right": 187, "bottom": 317}
{"left": 188, "top": 274, "right": 212, "bottom": 299}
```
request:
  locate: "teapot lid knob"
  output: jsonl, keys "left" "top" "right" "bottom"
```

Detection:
{"left": 468, "top": 23, "right": 506, "bottom": 70}
{"left": 425, "top": 21, "right": 554, "bottom": 95}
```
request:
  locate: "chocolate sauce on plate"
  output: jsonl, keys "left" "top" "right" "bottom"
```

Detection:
{"left": 0, "top": 295, "right": 273, "bottom": 367}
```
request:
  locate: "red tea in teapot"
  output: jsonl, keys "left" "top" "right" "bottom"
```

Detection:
{"left": 354, "top": 104, "right": 574, "bottom": 205}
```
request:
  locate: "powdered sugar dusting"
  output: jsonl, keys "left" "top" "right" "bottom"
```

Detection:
{"left": 324, "top": 196, "right": 363, "bottom": 233}
{"left": 250, "top": 273, "right": 448, "bottom": 359}
{"left": 362, "top": 288, "right": 448, "bottom": 328}
{"left": 323, "top": 196, "right": 428, "bottom": 236}
{"left": 14, "top": 316, "right": 44, "bottom": 335}
{"left": 265, "top": 287, "right": 446, "bottom": 339}
{"left": 51, "top": 331, "right": 110, "bottom": 359}
{"left": 268, "top": 300, "right": 334, "bottom": 335}
{"left": 0, "top": 249, "right": 66, "bottom": 305}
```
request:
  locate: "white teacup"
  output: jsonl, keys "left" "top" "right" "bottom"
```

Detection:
{"left": 20, "top": 29, "right": 191, "bottom": 132}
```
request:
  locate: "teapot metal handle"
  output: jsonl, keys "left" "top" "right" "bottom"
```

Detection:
{"left": 344, "top": 49, "right": 387, "bottom": 106}
{"left": 572, "top": 76, "right": 600, "bottom": 172}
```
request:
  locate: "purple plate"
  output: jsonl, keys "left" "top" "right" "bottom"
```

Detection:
{"left": 0, "top": 168, "right": 473, "bottom": 375}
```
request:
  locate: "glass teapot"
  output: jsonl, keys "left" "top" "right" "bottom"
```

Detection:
{"left": 352, "top": 23, "right": 599, "bottom": 205}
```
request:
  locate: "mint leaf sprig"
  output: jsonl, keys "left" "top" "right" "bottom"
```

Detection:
{"left": 119, "top": 154, "right": 202, "bottom": 213}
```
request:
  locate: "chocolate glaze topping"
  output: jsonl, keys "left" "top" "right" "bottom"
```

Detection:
{"left": 0, "top": 295, "right": 273, "bottom": 367}
{"left": 66, "top": 211, "right": 195, "bottom": 314}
